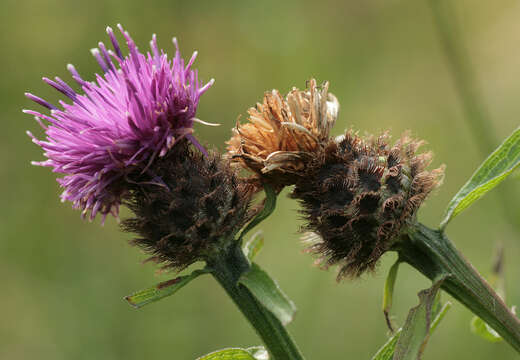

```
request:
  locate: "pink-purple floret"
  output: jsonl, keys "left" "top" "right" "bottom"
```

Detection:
{"left": 25, "top": 25, "right": 214, "bottom": 223}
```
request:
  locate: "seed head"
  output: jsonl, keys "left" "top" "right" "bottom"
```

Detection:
{"left": 291, "top": 131, "right": 444, "bottom": 279}
{"left": 122, "top": 142, "right": 254, "bottom": 271}
{"left": 227, "top": 79, "right": 339, "bottom": 188}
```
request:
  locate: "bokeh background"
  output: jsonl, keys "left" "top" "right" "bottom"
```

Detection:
{"left": 2, "top": 0, "right": 520, "bottom": 359}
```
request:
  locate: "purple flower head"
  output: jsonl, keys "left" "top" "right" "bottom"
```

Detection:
{"left": 25, "top": 25, "right": 214, "bottom": 223}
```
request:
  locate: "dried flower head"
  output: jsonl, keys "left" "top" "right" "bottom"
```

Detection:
{"left": 227, "top": 79, "right": 339, "bottom": 188}
{"left": 25, "top": 25, "right": 214, "bottom": 221}
{"left": 123, "top": 141, "right": 253, "bottom": 270}
{"left": 291, "top": 131, "right": 444, "bottom": 279}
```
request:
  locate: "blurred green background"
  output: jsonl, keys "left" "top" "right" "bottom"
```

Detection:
{"left": 2, "top": 0, "right": 520, "bottom": 359}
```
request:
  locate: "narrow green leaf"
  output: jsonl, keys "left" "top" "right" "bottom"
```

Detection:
{"left": 393, "top": 276, "right": 447, "bottom": 360}
{"left": 243, "top": 230, "right": 264, "bottom": 261}
{"left": 196, "top": 348, "right": 256, "bottom": 360}
{"left": 239, "top": 263, "right": 296, "bottom": 326}
{"left": 125, "top": 269, "right": 209, "bottom": 309}
{"left": 372, "top": 330, "right": 402, "bottom": 360}
{"left": 371, "top": 302, "right": 451, "bottom": 360}
{"left": 430, "top": 301, "right": 452, "bottom": 333}
{"left": 238, "top": 184, "right": 277, "bottom": 242}
{"left": 441, "top": 126, "right": 520, "bottom": 229}
{"left": 383, "top": 259, "right": 401, "bottom": 332}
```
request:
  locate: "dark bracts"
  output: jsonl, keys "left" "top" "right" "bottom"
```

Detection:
{"left": 123, "top": 143, "right": 254, "bottom": 271}
{"left": 291, "top": 131, "right": 444, "bottom": 278}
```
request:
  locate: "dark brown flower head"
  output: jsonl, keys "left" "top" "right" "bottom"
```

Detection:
{"left": 291, "top": 131, "right": 444, "bottom": 279}
{"left": 226, "top": 79, "right": 339, "bottom": 188}
{"left": 123, "top": 142, "right": 253, "bottom": 271}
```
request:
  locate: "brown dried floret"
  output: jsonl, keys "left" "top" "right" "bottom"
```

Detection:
{"left": 122, "top": 141, "right": 254, "bottom": 271}
{"left": 291, "top": 131, "right": 444, "bottom": 279}
{"left": 227, "top": 79, "right": 339, "bottom": 188}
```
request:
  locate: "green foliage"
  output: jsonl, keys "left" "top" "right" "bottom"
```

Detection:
{"left": 393, "top": 277, "right": 446, "bottom": 360}
{"left": 124, "top": 269, "right": 209, "bottom": 308}
{"left": 441, "top": 127, "right": 520, "bottom": 229}
{"left": 383, "top": 259, "right": 401, "bottom": 332}
{"left": 11, "top": 2, "right": 520, "bottom": 359}
{"left": 371, "top": 300, "right": 451, "bottom": 360}
{"left": 471, "top": 317, "right": 502, "bottom": 343}
{"left": 239, "top": 263, "right": 296, "bottom": 326}
{"left": 372, "top": 332, "right": 401, "bottom": 360}
{"left": 196, "top": 347, "right": 268, "bottom": 360}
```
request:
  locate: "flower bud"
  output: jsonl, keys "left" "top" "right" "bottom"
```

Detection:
{"left": 227, "top": 79, "right": 339, "bottom": 189}
{"left": 291, "top": 131, "right": 444, "bottom": 279}
{"left": 123, "top": 142, "right": 254, "bottom": 270}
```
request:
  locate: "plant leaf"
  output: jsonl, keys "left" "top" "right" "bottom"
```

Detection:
{"left": 471, "top": 317, "right": 502, "bottom": 342}
{"left": 371, "top": 301, "right": 451, "bottom": 360}
{"left": 383, "top": 259, "right": 401, "bottom": 332}
{"left": 372, "top": 330, "right": 402, "bottom": 360}
{"left": 238, "top": 184, "right": 277, "bottom": 243}
{"left": 196, "top": 348, "right": 257, "bottom": 360}
{"left": 393, "top": 276, "right": 447, "bottom": 360}
{"left": 239, "top": 263, "right": 296, "bottom": 326}
{"left": 243, "top": 230, "right": 264, "bottom": 261}
{"left": 441, "top": 126, "right": 520, "bottom": 229}
{"left": 429, "top": 302, "right": 451, "bottom": 334}
{"left": 125, "top": 269, "right": 209, "bottom": 309}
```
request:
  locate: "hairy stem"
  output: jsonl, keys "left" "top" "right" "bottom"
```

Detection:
{"left": 398, "top": 223, "right": 520, "bottom": 352}
{"left": 208, "top": 244, "right": 305, "bottom": 360}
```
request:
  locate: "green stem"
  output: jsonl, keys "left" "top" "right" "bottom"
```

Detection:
{"left": 398, "top": 223, "right": 520, "bottom": 353}
{"left": 208, "top": 244, "right": 305, "bottom": 360}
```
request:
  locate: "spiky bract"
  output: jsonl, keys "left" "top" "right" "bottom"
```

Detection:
{"left": 291, "top": 131, "right": 444, "bottom": 279}
{"left": 123, "top": 142, "right": 253, "bottom": 270}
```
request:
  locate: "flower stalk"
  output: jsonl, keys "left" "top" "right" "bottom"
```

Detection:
{"left": 207, "top": 243, "right": 305, "bottom": 360}
{"left": 398, "top": 222, "right": 520, "bottom": 352}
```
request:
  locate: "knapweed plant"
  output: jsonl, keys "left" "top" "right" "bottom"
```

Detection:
{"left": 25, "top": 26, "right": 520, "bottom": 360}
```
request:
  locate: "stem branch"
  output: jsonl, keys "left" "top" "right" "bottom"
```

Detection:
{"left": 209, "top": 244, "right": 305, "bottom": 360}
{"left": 399, "top": 223, "right": 520, "bottom": 352}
